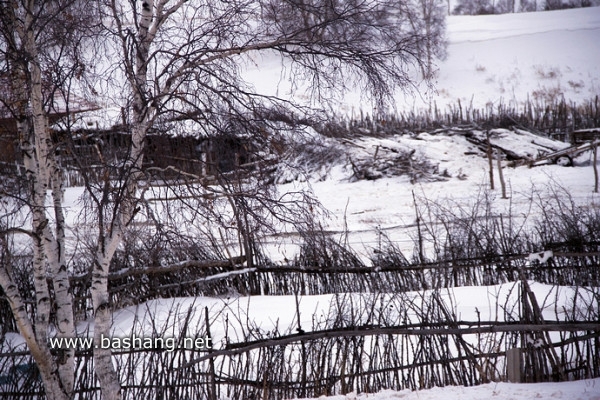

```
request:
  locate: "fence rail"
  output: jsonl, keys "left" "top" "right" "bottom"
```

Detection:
{"left": 1, "top": 247, "right": 599, "bottom": 398}
{"left": 1, "top": 315, "right": 599, "bottom": 399}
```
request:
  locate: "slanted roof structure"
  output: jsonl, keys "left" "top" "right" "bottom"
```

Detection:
{"left": 0, "top": 76, "right": 100, "bottom": 167}
{"left": 0, "top": 76, "right": 99, "bottom": 133}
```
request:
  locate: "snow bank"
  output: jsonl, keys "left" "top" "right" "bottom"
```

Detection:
{"left": 297, "top": 378, "right": 600, "bottom": 400}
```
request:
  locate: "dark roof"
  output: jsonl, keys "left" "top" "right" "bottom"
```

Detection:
{"left": 0, "top": 76, "right": 99, "bottom": 132}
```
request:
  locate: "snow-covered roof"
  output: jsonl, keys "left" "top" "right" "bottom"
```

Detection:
{"left": 0, "top": 76, "right": 99, "bottom": 131}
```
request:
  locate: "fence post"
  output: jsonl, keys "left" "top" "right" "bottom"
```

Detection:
{"left": 205, "top": 307, "right": 217, "bottom": 400}
{"left": 593, "top": 141, "right": 598, "bottom": 193}
{"left": 506, "top": 347, "right": 522, "bottom": 383}
{"left": 487, "top": 131, "right": 495, "bottom": 190}
{"left": 496, "top": 149, "right": 507, "bottom": 199}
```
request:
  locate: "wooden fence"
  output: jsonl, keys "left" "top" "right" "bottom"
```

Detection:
{"left": 1, "top": 308, "right": 598, "bottom": 399}
{"left": 1, "top": 247, "right": 600, "bottom": 399}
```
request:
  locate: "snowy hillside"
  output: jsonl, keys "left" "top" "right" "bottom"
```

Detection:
{"left": 241, "top": 7, "right": 600, "bottom": 115}
{"left": 78, "top": 7, "right": 600, "bottom": 128}
{"left": 434, "top": 7, "right": 600, "bottom": 110}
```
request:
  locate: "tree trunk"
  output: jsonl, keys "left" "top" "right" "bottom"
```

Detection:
{"left": 29, "top": 42, "right": 76, "bottom": 395}
{"left": 4, "top": 66, "right": 71, "bottom": 400}
{"left": 89, "top": 1, "right": 155, "bottom": 397}
{"left": 92, "top": 253, "right": 122, "bottom": 399}
{"left": 0, "top": 268, "right": 69, "bottom": 400}
{"left": 0, "top": 0, "right": 76, "bottom": 397}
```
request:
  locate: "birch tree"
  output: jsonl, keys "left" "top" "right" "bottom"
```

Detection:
{"left": 408, "top": 0, "right": 447, "bottom": 79}
{"left": 88, "top": 0, "right": 446, "bottom": 395}
{"left": 0, "top": 0, "right": 94, "bottom": 398}
{"left": 1, "top": 0, "right": 445, "bottom": 398}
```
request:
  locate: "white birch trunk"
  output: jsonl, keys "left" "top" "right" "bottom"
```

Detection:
{"left": 90, "top": 2, "right": 155, "bottom": 398}
{"left": 91, "top": 250, "right": 122, "bottom": 399}
{"left": 0, "top": 268, "right": 68, "bottom": 400}
{"left": 9, "top": 61, "right": 70, "bottom": 400}
{"left": 30, "top": 58, "right": 76, "bottom": 394}
{"left": 0, "top": 0, "right": 75, "bottom": 397}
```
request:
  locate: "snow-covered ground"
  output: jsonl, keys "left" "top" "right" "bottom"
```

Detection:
{"left": 67, "top": 7, "right": 600, "bottom": 259}
{"left": 101, "top": 282, "right": 595, "bottom": 347}
{"left": 263, "top": 125, "right": 598, "bottom": 262}
{"left": 297, "top": 378, "right": 600, "bottom": 400}
{"left": 4, "top": 7, "right": 600, "bottom": 400}
{"left": 262, "top": 9, "right": 600, "bottom": 396}
{"left": 211, "top": 9, "right": 600, "bottom": 398}
{"left": 104, "top": 283, "right": 600, "bottom": 399}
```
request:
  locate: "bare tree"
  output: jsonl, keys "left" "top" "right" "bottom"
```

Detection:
{"left": 453, "top": 0, "right": 495, "bottom": 14}
{"left": 1, "top": 0, "right": 446, "bottom": 398}
{"left": 81, "top": 1, "right": 447, "bottom": 395}
{"left": 0, "top": 0, "right": 96, "bottom": 398}
{"left": 407, "top": 0, "right": 448, "bottom": 79}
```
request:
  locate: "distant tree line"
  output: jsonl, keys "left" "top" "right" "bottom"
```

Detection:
{"left": 453, "top": 0, "right": 599, "bottom": 15}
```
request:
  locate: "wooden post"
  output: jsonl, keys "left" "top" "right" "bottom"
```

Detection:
{"left": 593, "top": 142, "right": 598, "bottom": 193}
{"left": 487, "top": 132, "right": 495, "bottom": 190}
{"left": 372, "top": 108, "right": 377, "bottom": 133}
{"left": 205, "top": 307, "right": 217, "bottom": 400}
{"left": 121, "top": 106, "right": 127, "bottom": 127}
{"left": 412, "top": 191, "right": 425, "bottom": 265}
{"left": 506, "top": 347, "right": 522, "bottom": 383}
{"left": 496, "top": 149, "right": 508, "bottom": 199}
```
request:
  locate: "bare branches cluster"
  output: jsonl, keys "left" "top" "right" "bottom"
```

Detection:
{"left": 0, "top": 0, "right": 449, "bottom": 397}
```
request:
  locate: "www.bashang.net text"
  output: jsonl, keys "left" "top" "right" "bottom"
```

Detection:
{"left": 49, "top": 334, "right": 212, "bottom": 352}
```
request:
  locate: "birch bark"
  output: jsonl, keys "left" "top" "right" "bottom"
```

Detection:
{"left": 0, "top": 0, "right": 75, "bottom": 397}
{"left": 90, "top": 0, "right": 158, "bottom": 397}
